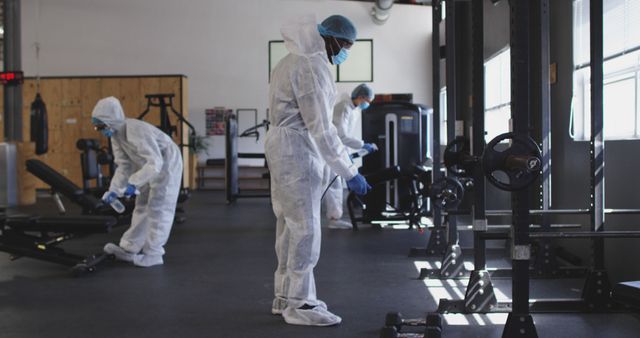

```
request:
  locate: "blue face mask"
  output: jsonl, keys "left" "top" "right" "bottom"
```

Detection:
{"left": 359, "top": 101, "right": 370, "bottom": 110}
{"left": 331, "top": 48, "right": 349, "bottom": 65}
{"left": 101, "top": 128, "right": 114, "bottom": 138}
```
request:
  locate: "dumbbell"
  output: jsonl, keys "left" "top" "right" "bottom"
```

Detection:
{"left": 385, "top": 312, "right": 426, "bottom": 331}
{"left": 424, "top": 313, "right": 443, "bottom": 338}
{"left": 380, "top": 326, "right": 424, "bottom": 338}
{"left": 382, "top": 313, "right": 443, "bottom": 338}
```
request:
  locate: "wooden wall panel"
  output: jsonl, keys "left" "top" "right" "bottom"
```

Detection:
{"left": 3, "top": 75, "right": 190, "bottom": 191}
{"left": 22, "top": 81, "right": 37, "bottom": 142}
{"left": 80, "top": 78, "right": 103, "bottom": 146}
{"left": 39, "top": 79, "right": 63, "bottom": 131}
{"left": 31, "top": 75, "right": 189, "bottom": 189}
{"left": 100, "top": 78, "right": 121, "bottom": 101}
{"left": 16, "top": 142, "right": 37, "bottom": 205}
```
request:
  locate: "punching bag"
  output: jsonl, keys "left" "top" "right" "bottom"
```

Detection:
{"left": 30, "top": 93, "right": 49, "bottom": 155}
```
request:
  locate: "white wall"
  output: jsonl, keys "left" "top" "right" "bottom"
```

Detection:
{"left": 21, "top": 0, "right": 432, "bottom": 163}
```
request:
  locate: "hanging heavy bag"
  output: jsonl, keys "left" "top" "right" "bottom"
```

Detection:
{"left": 30, "top": 93, "right": 49, "bottom": 155}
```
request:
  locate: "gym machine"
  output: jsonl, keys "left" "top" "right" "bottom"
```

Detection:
{"left": 225, "top": 110, "right": 270, "bottom": 204}
{"left": 346, "top": 99, "right": 433, "bottom": 229}
{"left": 76, "top": 139, "right": 115, "bottom": 195}
{"left": 138, "top": 93, "right": 194, "bottom": 205}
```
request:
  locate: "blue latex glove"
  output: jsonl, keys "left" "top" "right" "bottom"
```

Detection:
{"left": 362, "top": 143, "right": 378, "bottom": 154}
{"left": 123, "top": 184, "right": 137, "bottom": 198}
{"left": 346, "top": 174, "right": 372, "bottom": 195}
{"left": 102, "top": 191, "right": 118, "bottom": 204}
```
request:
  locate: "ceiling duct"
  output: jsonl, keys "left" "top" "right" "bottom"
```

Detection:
{"left": 371, "top": 0, "right": 395, "bottom": 25}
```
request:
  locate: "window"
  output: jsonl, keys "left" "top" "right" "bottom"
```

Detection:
{"left": 571, "top": 0, "right": 640, "bottom": 140}
{"left": 440, "top": 87, "right": 447, "bottom": 145}
{"left": 268, "top": 39, "right": 373, "bottom": 83}
{"left": 484, "top": 48, "right": 511, "bottom": 142}
{"left": 438, "top": 48, "right": 511, "bottom": 145}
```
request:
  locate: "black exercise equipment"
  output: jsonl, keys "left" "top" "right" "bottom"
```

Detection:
{"left": 26, "top": 159, "right": 114, "bottom": 215}
{"left": 29, "top": 93, "right": 48, "bottom": 155}
{"left": 481, "top": 132, "right": 542, "bottom": 191}
{"left": 361, "top": 101, "right": 431, "bottom": 214}
{"left": 0, "top": 213, "right": 116, "bottom": 274}
{"left": 408, "top": 0, "right": 446, "bottom": 259}
{"left": 76, "top": 139, "right": 114, "bottom": 193}
{"left": 443, "top": 137, "right": 477, "bottom": 177}
{"left": 25, "top": 159, "right": 149, "bottom": 223}
{"left": 225, "top": 114, "right": 270, "bottom": 203}
{"left": 379, "top": 313, "right": 443, "bottom": 338}
{"left": 347, "top": 165, "right": 430, "bottom": 231}
{"left": 612, "top": 281, "right": 640, "bottom": 309}
{"left": 138, "top": 93, "right": 194, "bottom": 209}
{"left": 138, "top": 93, "right": 196, "bottom": 140}
{"left": 429, "top": 176, "right": 465, "bottom": 210}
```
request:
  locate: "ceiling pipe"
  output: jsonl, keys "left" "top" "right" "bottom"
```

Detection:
{"left": 371, "top": 0, "right": 395, "bottom": 25}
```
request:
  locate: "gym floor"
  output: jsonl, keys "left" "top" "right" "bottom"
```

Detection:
{"left": 2, "top": 192, "right": 640, "bottom": 338}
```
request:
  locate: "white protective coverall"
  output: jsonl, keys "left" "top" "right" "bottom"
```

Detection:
{"left": 264, "top": 15, "right": 358, "bottom": 325}
{"left": 323, "top": 93, "right": 364, "bottom": 221}
{"left": 92, "top": 97, "right": 183, "bottom": 264}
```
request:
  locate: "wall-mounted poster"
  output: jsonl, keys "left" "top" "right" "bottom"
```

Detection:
{"left": 206, "top": 107, "right": 232, "bottom": 136}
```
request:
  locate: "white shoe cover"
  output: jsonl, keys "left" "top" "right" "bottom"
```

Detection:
{"left": 328, "top": 219, "right": 353, "bottom": 229}
{"left": 103, "top": 243, "right": 134, "bottom": 262}
{"left": 283, "top": 305, "right": 342, "bottom": 326}
{"left": 132, "top": 254, "right": 164, "bottom": 267}
{"left": 272, "top": 298, "right": 327, "bottom": 315}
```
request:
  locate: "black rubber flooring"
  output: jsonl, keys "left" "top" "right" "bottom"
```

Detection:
{"left": 1, "top": 191, "right": 639, "bottom": 338}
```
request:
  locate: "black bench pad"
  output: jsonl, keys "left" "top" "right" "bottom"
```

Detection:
{"left": 26, "top": 159, "right": 104, "bottom": 211}
{"left": 5, "top": 215, "right": 116, "bottom": 234}
{"left": 612, "top": 281, "right": 640, "bottom": 309}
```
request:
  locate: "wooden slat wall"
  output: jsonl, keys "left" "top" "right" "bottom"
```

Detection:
{"left": 1, "top": 75, "right": 192, "bottom": 191}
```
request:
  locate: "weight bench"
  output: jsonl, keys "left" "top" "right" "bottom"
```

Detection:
{"left": 612, "top": 281, "right": 640, "bottom": 309}
{"left": 0, "top": 213, "right": 117, "bottom": 274}
{"left": 26, "top": 159, "right": 120, "bottom": 216}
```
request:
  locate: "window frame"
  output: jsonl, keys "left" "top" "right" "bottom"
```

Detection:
{"left": 571, "top": 0, "right": 640, "bottom": 141}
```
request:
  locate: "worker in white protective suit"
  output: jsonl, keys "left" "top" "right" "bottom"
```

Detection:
{"left": 91, "top": 97, "right": 183, "bottom": 268}
{"left": 265, "top": 14, "right": 372, "bottom": 326}
{"left": 323, "top": 84, "right": 377, "bottom": 229}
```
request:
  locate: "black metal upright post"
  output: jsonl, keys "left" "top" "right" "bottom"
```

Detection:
{"left": 463, "top": 0, "right": 497, "bottom": 313}
{"left": 3, "top": 0, "right": 23, "bottom": 141}
{"left": 530, "top": 0, "right": 559, "bottom": 277}
{"left": 445, "top": 0, "right": 459, "bottom": 248}
{"left": 411, "top": 0, "right": 447, "bottom": 258}
{"left": 537, "top": 0, "right": 552, "bottom": 219}
{"left": 502, "top": 0, "right": 538, "bottom": 337}
{"left": 416, "top": 0, "right": 466, "bottom": 279}
{"left": 430, "top": 0, "right": 445, "bottom": 253}
{"left": 581, "top": 0, "right": 613, "bottom": 310}
{"left": 429, "top": 0, "right": 467, "bottom": 279}
{"left": 589, "top": 0, "right": 605, "bottom": 274}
